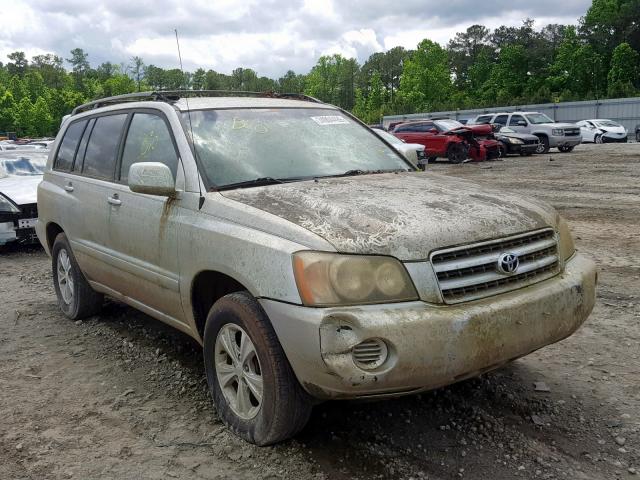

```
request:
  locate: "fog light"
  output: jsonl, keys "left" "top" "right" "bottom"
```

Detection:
{"left": 352, "top": 339, "right": 388, "bottom": 370}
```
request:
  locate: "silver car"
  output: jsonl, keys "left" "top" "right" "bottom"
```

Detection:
{"left": 37, "top": 92, "right": 597, "bottom": 445}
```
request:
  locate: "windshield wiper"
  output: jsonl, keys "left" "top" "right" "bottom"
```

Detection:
{"left": 214, "top": 177, "right": 286, "bottom": 191}
{"left": 318, "top": 168, "right": 410, "bottom": 179}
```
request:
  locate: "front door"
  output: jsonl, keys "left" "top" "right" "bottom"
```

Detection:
{"left": 104, "top": 111, "right": 186, "bottom": 325}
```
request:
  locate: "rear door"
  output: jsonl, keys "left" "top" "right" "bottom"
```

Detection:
{"left": 54, "top": 113, "right": 128, "bottom": 286}
{"left": 103, "top": 110, "right": 185, "bottom": 324}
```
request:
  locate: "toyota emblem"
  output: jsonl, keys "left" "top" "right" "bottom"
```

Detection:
{"left": 497, "top": 253, "right": 519, "bottom": 274}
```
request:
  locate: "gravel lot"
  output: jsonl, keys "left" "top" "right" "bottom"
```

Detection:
{"left": 1, "top": 143, "right": 639, "bottom": 480}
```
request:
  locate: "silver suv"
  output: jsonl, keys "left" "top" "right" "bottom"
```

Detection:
{"left": 471, "top": 112, "right": 582, "bottom": 154}
{"left": 37, "top": 92, "right": 597, "bottom": 445}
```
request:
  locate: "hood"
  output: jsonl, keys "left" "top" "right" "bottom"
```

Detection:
{"left": 465, "top": 124, "right": 493, "bottom": 135}
{"left": 546, "top": 122, "right": 578, "bottom": 129}
{"left": 222, "top": 172, "right": 557, "bottom": 260}
{"left": 599, "top": 126, "right": 627, "bottom": 134}
{"left": 0, "top": 175, "right": 41, "bottom": 205}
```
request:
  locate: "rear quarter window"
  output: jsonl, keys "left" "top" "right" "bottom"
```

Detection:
{"left": 54, "top": 120, "right": 87, "bottom": 171}
{"left": 82, "top": 114, "right": 128, "bottom": 180}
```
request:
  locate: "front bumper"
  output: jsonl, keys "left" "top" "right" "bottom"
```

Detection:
{"left": 602, "top": 133, "right": 628, "bottom": 143}
{"left": 261, "top": 254, "right": 596, "bottom": 399}
{"left": 549, "top": 135, "right": 582, "bottom": 148}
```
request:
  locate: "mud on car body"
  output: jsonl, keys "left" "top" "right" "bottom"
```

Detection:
{"left": 37, "top": 91, "right": 597, "bottom": 445}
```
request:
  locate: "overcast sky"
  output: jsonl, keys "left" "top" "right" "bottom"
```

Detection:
{"left": 1, "top": 0, "right": 592, "bottom": 78}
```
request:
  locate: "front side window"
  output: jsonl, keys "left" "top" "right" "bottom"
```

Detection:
{"left": 120, "top": 113, "right": 178, "bottom": 182}
{"left": 82, "top": 114, "right": 127, "bottom": 180}
{"left": 185, "top": 108, "right": 410, "bottom": 189}
{"left": 54, "top": 120, "right": 87, "bottom": 171}
{"left": 509, "top": 114, "right": 526, "bottom": 126}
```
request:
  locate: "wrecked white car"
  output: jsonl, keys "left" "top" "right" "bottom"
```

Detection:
{"left": 0, "top": 151, "right": 47, "bottom": 246}
{"left": 37, "top": 92, "right": 596, "bottom": 446}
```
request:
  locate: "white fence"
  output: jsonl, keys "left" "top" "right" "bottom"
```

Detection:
{"left": 382, "top": 97, "right": 640, "bottom": 134}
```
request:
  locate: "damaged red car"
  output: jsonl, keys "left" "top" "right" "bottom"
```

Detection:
{"left": 391, "top": 119, "right": 500, "bottom": 163}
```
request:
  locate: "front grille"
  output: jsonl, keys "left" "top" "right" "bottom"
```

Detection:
{"left": 564, "top": 128, "right": 580, "bottom": 136}
{"left": 431, "top": 229, "right": 560, "bottom": 303}
{"left": 524, "top": 139, "right": 539, "bottom": 145}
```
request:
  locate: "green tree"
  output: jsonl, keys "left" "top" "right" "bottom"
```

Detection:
{"left": 32, "top": 96, "right": 53, "bottom": 136}
{"left": 398, "top": 39, "right": 452, "bottom": 112}
{"left": 11, "top": 97, "right": 35, "bottom": 136}
{"left": 129, "top": 56, "right": 145, "bottom": 91}
{"left": 66, "top": 48, "right": 90, "bottom": 89}
{"left": 607, "top": 42, "right": 639, "bottom": 96}
{"left": 7, "top": 51, "right": 28, "bottom": 77}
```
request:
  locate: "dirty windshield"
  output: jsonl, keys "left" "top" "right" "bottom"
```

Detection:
{"left": 0, "top": 156, "right": 46, "bottom": 177}
{"left": 184, "top": 108, "right": 410, "bottom": 189}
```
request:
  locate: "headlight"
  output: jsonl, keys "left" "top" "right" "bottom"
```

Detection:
{"left": 557, "top": 216, "right": 576, "bottom": 261}
{"left": 552, "top": 129, "right": 564, "bottom": 136}
{"left": 508, "top": 137, "right": 524, "bottom": 144}
{"left": 293, "top": 251, "right": 419, "bottom": 306}
{"left": 0, "top": 194, "right": 20, "bottom": 213}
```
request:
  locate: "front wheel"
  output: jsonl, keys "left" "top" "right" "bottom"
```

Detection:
{"left": 52, "top": 233, "right": 103, "bottom": 319}
{"left": 203, "top": 292, "right": 312, "bottom": 445}
{"left": 535, "top": 136, "right": 550, "bottom": 154}
{"left": 447, "top": 143, "right": 468, "bottom": 164}
{"left": 498, "top": 143, "right": 507, "bottom": 158}
{"left": 636, "top": 131, "right": 640, "bottom": 142}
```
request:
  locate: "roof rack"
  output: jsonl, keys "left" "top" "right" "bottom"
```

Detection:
{"left": 71, "top": 90, "right": 325, "bottom": 115}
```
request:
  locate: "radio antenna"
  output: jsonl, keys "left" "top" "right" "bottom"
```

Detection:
{"left": 175, "top": 28, "right": 205, "bottom": 209}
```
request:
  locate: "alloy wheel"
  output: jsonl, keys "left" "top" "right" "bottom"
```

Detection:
{"left": 215, "top": 324, "right": 263, "bottom": 420}
{"left": 57, "top": 249, "right": 74, "bottom": 305}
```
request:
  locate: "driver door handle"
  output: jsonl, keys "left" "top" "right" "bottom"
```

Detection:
{"left": 107, "top": 193, "right": 122, "bottom": 206}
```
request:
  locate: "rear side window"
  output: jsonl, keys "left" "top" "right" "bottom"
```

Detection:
{"left": 82, "top": 114, "right": 127, "bottom": 180}
{"left": 54, "top": 120, "right": 87, "bottom": 171}
{"left": 494, "top": 115, "right": 509, "bottom": 126}
{"left": 120, "top": 113, "right": 178, "bottom": 183}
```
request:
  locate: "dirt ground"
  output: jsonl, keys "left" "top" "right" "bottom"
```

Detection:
{"left": 1, "top": 143, "right": 639, "bottom": 480}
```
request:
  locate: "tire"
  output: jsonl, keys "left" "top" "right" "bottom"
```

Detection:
{"left": 428, "top": 156, "right": 437, "bottom": 163}
{"left": 52, "top": 233, "right": 103, "bottom": 319}
{"left": 558, "top": 146, "right": 575, "bottom": 153}
{"left": 636, "top": 131, "right": 640, "bottom": 143}
{"left": 535, "top": 136, "right": 550, "bottom": 154}
{"left": 498, "top": 143, "right": 507, "bottom": 158}
{"left": 595, "top": 134, "right": 603, "bottom": 144}
{"left": 203, "top": 291, "right": 312, "bottom": 446}
{"left": 447, "top": 143, "right": 468, "bottom": 164}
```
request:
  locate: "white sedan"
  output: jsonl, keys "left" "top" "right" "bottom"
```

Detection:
{"left": 576, "top": 119, "right": 628, "bottom": 144}
{"left": 372, "top": 128, "right": 427, "bottom": 169}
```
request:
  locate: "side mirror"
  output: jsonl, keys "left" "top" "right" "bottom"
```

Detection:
{"left": 128, "top": 162, "right": 175, "bottom": 196}
{"left": 517, "top": 120, "right": 527, "bottom": 126}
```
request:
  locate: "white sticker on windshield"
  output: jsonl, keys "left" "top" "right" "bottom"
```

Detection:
{"left": 310, "top": 115, "right": 349, "bottom": 126}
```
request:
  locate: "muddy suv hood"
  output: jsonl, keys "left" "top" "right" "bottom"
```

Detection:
{"left": 222, "top": 172, "right": 557, "bottom": 260}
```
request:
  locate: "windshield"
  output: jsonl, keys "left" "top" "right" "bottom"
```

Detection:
{"left": 434, "top": 119, "right": 464, "bottom": 131}
{"left": 373, "top": 128, "right": 402, "bottom": 145}
{"left": 185, "top": 108, "right": 411, "bottom": 189}
{"left": 595, "top": 120, "right": 621, "bottom": 128}
{"left": 525, "top": 113, "right": 554, "bottom": 124}
{"left": 499, "top": 127, "right": 516, "bottom": 133}
{"left": 0, "top": 157, "right": 46, "bottom": 176}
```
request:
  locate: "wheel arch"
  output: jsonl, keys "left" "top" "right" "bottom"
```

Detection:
{"left": 45, "top": 222, "right": 64, "bottom": 252}
{"left": 190, "top": 270, "right": 252, "bottom": 340}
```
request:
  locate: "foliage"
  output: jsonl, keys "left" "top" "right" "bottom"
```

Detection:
{"left": 1, "top": 1, "right": 639, "bottom": 136}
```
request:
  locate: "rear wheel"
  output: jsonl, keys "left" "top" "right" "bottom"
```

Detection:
{"left": 535, "top": 136, "right": 550, "bottom": 154}
{"left": 447, "top": 143, "right": 468, "bottom": 164}
{"left": 203, "top": 291, "right": 312, "bottom": 445}
{"left": 52, "top": 233, "right": 103, "bottom": 319}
